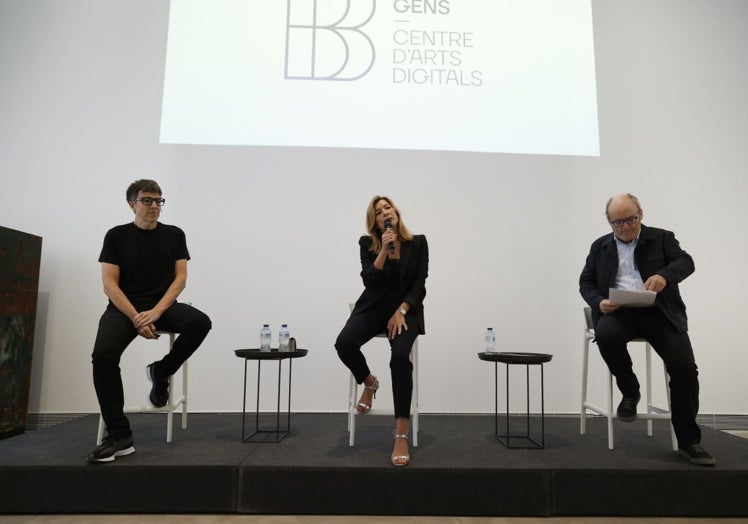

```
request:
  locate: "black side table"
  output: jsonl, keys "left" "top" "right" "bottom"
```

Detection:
{"left": 478, "top": 351, "right": 552, "bottom": 449}
{"left": 234, "top": 348, "right": 308, "bottom": 443}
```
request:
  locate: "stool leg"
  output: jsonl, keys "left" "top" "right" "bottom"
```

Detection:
{"left": 348, "top": 373, "right": 357, "bottom": 446}
{"left": 606, "top": 371, "right": 614, "bottom": 450}
{"left": 412, "top": 339, "right": 419, "bottom": 448}
{"left": 540, "top": 363, "right": 545, "bottom": 448}
{"left": 96, "top": 414, "right": 105, "bottom": 445}
{"left": 664, "top": 366, "right": 678, "bottom": 451}
{"left": 646, "top": 343, "right": 654, "bottom": 437}
{"left": 166, "top": 374, "right": 175, "bottom": 443}
{"left": 181, "top": 360, "right": 188, "bottom": 430}
{"left": 165, "top": 332, "right": 177, "bottom": 443}
{"left": 580, "top": 335, "right": 590, "bottom": 434}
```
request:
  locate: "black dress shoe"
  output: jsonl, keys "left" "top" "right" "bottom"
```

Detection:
{"left": 679, "top": 443, "right": 716, "bottom": 466}
{"left": 616, "top": 392, "right": 641, "bottom": 422}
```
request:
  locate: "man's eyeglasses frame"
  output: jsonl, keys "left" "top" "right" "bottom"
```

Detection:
{"left": 609, "top": 214, "right": 639, "bottom": 227}
{"left": 130, "top": 197, "right": 166, "bottom": 207}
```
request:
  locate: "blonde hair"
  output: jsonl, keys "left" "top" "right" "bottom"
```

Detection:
{"left": 365, "top": 195, "right": 413, "bottom": 254}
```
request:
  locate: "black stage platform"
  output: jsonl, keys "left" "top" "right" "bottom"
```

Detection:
{"left": 1, "top": 413, "right": 747, "bottom": 516}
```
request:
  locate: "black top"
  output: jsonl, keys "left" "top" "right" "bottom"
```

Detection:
{"left": 99, "top": 222, "right": 189, "bottom": 304}
{"left": 380, "top": 258, "right": 402, "bottom": 310}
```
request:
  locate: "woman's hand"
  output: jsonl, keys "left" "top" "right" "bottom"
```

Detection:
{"left": 382, "top": 229, "right": 397, "bottom": 255}
{"left": 387, "top": 310, "right": 408, "bottom": 339}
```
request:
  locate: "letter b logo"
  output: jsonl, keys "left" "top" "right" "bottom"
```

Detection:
{"left": 285, "top": 0, "right": 376, "bottom": 81}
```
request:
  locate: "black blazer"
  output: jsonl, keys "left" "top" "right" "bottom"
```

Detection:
{"left": 351, "top": 234, "right": 429, "bottom": 334}
{"left": 579, "top": 224, "right": 694, "bottom": 333}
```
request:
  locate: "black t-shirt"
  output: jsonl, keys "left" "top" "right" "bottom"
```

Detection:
{"left": 98, "top": 222, "right": 190, "bottom": 304}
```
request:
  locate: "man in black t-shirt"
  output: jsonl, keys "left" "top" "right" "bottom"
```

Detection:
{"left": 88, "top": 179, "right": 211, "bottom": 464}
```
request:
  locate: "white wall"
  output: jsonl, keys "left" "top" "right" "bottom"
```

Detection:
{"left": 1, "top": 0, "right": 746, "bottom": 415}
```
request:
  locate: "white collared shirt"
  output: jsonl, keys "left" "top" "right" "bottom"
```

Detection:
{"left": 613, "top": 234, "right": 644, "bottom": 290}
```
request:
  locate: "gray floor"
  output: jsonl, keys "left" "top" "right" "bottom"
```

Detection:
{"left": 3, "top": 415, "right": 746, "bottom": 522}
{"left": 2, "top": 516, "right": 748, "bottom": 523}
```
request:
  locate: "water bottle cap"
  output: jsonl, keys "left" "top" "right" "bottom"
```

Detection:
{"left": 282, "top": 324, "right": 288, "bottom": 327}
{"left": 263, "top": 324, "right": 269, "bottom": 327}
{"left": 487, "top": 327, "right": 493, "bottom": 330}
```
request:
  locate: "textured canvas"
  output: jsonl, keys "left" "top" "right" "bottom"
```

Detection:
{"left": 0, "top": 225, "right": 42, "bottom": 439}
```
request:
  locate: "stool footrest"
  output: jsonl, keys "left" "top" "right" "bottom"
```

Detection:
{"left": 646, "top": 404, "right": 671, "bottom": 415}
{"left": 583, "top": 402, "right": 672, "bottom": 419}
{"left": 122, "top": 399, "right": 186, "bottom": 414}
{"left": 582, "top": 401, "right": 607, "bottom": 416}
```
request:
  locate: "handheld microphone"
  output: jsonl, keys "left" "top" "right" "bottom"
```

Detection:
{"left": 384, "top": 219, "right": 395, "bottom": 254}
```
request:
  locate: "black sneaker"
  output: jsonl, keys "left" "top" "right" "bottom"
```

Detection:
{"left": 146, "top": 362, "right": 169, "bottom": 408}
{"left": 679, "top": 443, "right": 716, "bottom": 466}
{"left": 616, "top": 392, "right": 641, "bottom": 422}
{"left": 87, "top": 435, "right": 135, "bottom": 464}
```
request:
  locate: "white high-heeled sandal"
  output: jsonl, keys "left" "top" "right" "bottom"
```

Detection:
{"left": 356, "top": 376, "right": 379, "bottom": 414}
{"left": 392, "top": 430, "right": 410, "bottom": 467}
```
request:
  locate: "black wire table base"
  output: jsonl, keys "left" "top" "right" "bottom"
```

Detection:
{"left": 478, "top": 352, "right": 552, "bottom": 449}
{"left": 235, "top": 349, "right": 309, "bottom": 443}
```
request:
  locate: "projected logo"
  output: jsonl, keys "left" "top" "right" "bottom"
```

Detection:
{"left": 285, "top": 0, "right": 376, "bottom": 81}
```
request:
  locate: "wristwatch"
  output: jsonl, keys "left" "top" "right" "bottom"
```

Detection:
{"left": 398, "top": 307, "right": 407, "bottom": 316}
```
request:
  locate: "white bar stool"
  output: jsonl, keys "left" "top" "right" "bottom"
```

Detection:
{"left": 580, "top": 306, "right": 677, "bottom": 450}
{"left": 346, "top": 305, "right": 419, "bottom": 447}
{"left": 96, "top": 331, "right": 188, "bottom": 444}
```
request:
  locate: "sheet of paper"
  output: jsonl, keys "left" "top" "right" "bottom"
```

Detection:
{"left": 609, "top": 288, "right": 656, "bottom": 307}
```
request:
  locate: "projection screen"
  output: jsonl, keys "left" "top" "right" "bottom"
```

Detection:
{"left": 160, "top": 0, "right": 600, "bottom": 156}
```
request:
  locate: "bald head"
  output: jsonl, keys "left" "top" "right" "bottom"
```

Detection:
{"left": 606, "top": 193, "right": 643, "bottom": 243}
{"left": 606, "top": 193, "right": 642, "bottom": 218}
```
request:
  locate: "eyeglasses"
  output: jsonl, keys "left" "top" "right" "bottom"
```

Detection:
{"left": 609, "top": 214, "right": 639, "bottom": 227}
{"left": 131, "top": 197, "right": 165, "bottom": 207}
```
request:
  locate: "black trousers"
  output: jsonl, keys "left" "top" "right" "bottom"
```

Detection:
{"left": 91, "top": 302, "right": 211, "bottom": 439}
{"left": 335, "top": 305, "right": 418, "bottom": 419}
{"left": 594, "top": 307, "right": 700, "bottom": 447}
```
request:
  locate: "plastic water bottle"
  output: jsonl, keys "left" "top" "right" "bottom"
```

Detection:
{"left": 279, "top": 324, "right": 290, "bottom": 351}
{"left": 260, "top": 324, "right": 272, "bottom": 351}
{"left": 484, "top": 327, "right": 496, "bottom": 353}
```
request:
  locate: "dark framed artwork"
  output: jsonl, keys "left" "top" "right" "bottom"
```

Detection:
{"left": 0, "top": 225, "right": 42, "bottom": 440}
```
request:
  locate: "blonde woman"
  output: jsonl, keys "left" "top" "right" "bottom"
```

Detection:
{"left": 335, "top": 195, "right": 428, "bottom": 467}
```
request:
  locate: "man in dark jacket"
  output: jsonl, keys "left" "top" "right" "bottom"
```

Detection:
{"left": 580, "top": 193, "right": 714, "bottom": 466}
